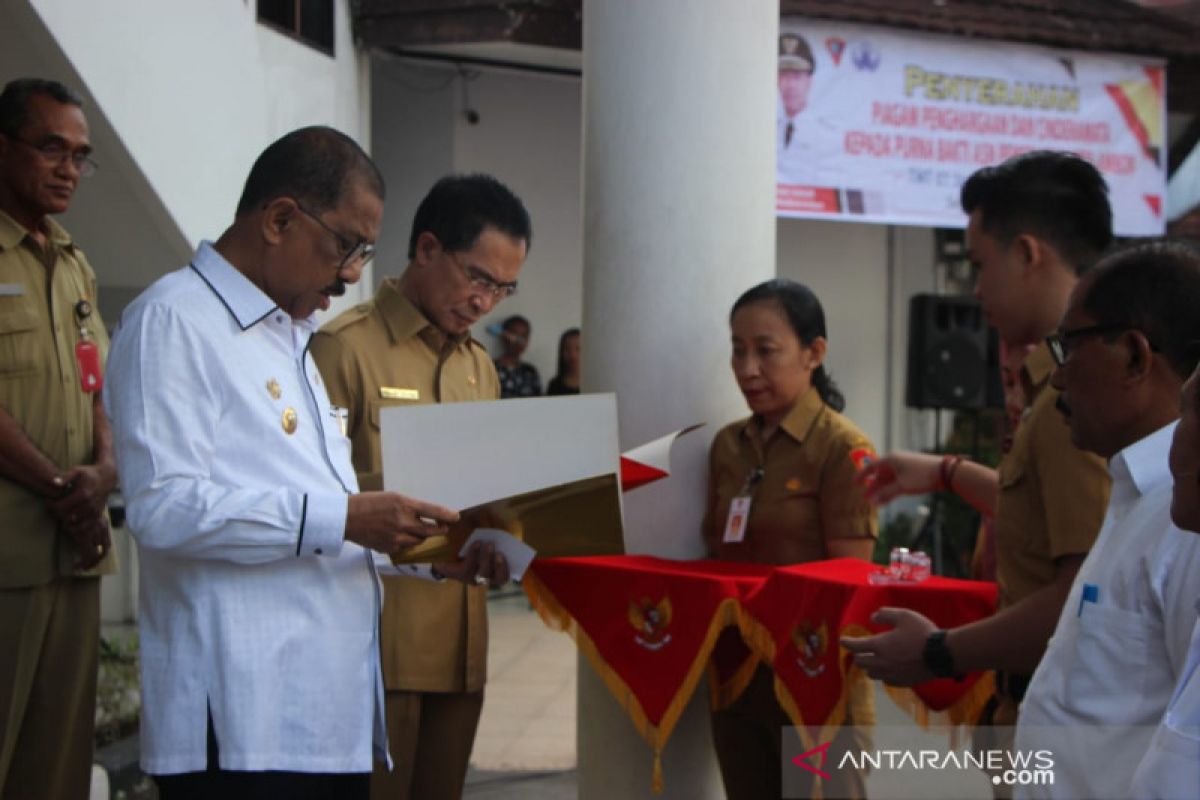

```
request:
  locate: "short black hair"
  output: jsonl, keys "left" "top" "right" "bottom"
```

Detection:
{"left": 731, "top": 278, "right": 845, "bottom": 413}
{"left": 961, "top": 150, "right": 1112, "bottom": 275}
{"left": 407, "top": 174, "right": 531, "bottom": 259}
{"left": 0, "top": 78, "right": 84, "bottom": 137}
{"left": 1081, "top": 239, "right": 1200, "bottom": 379}
{"left": 235, "top": 126, "right": 384, "bottom": 217}
{"left": 502, "top": 314, "right": 530, "bottom": 331}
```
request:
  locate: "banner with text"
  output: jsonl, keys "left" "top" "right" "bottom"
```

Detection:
{"left": 777, "top": 19, "right": 1166, "bottom": 234}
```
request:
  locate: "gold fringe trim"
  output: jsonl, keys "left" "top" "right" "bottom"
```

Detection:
{"left": 882, "top": 670, "right": 996, "bottom": 747}
{"left": 735, "top": 617, "right": 879, "bottom": 750}
{"left": 523, "top": 571, "right": 744, "bottom": 795}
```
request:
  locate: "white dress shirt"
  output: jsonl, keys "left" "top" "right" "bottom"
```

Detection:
{"left": 104, "top": 242, "right": 386, "bottom": 774}
{"left": 776, "top": 105, "right": 844, "bottom": 189}
{"left": 1015, "top": 422, "right": 1200, "bottom": 799}
{"left": 1130, "top": 608, "right": 1200, "bottom": 800}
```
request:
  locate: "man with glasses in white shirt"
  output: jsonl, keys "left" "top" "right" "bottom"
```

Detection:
{"left": 105, "top": 127, "right": 484, "bottom": 800}
{"left": 312, "top": 173, "right": 529, "bottom": 800}
{"left": 1014, "top": 239, "right": 1200, "bottom": 798}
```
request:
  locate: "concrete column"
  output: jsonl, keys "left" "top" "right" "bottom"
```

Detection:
{"left": 579, "top": 1, "right": 777, "bottom": 797}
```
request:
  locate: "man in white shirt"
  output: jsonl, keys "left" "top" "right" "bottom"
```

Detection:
{"left": 1130, "top": 244, "right": 1200, "bottom": 800}
{"left": 776, "top": 32, "right": 843, "bottom": 189}
{"left": 104, "top": 127, "right": 480, "bottom": 799}
{"left": 1015, "top": 239, "right": 1200, "bottom": 799}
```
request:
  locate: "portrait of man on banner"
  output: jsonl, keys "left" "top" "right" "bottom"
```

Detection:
{"left": 776, "top": 31, "right": 842, "bottom": 190}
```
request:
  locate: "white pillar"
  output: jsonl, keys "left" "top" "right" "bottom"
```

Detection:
{"left": 579, "top": 2, "right": 777, "bottom": 797}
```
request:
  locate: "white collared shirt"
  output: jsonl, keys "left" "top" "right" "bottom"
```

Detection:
{"left": 1130, "top": 606, "right": 1200, "bottom": 800}
{"left": 104, "top": 242, "right": 386, "bottom": 774}
{"left": 1015, "top": 422, "right": 1200, "bottom": 799}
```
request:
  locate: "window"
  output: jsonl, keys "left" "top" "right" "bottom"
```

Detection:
{"left": 258, "top": 0, "right": 335, "bottom": 56}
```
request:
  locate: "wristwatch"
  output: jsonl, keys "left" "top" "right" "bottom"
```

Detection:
{"left": 922, "top": 629, "right": 961, "bottom": 679}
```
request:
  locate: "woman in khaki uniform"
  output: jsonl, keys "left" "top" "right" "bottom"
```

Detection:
{"left": 703, "top": 279, "right": 877, "bottom": 800}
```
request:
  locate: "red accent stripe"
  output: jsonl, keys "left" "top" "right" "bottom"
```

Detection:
{"left": 621, "top": 457, "right": 669, "bottom": 492}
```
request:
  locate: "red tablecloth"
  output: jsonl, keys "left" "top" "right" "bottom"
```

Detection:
{"left": 737, "top": 558, "right": 997, "bottom": 746}
{"left": 523, "top": 555, "right": 997, "bottom": 791}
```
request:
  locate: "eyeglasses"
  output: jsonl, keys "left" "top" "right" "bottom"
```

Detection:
{"left": 294, "top": 203, "right": 375, "bottom": 269}
{"left": 1046, "top": 323, "right": 1158, "bottom": 367}
{"left": 7, "top": 135, "right": 97, "bottom": 177}
{"left": 450, "top": 252, "right": 518, "bottom": 300}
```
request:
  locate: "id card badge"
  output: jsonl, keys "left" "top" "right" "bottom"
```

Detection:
{"left": 722, "top": 494, "right": 753, "bottom": 543}
{"left": 75, "top": 334, "right": 103, "bottom": 393}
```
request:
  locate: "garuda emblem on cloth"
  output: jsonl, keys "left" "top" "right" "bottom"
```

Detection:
{"left": 629, "top": 596, "right": 673, "bottom": 651}
{"left": 792, "top": 620, "right": 828, "bottom": 677}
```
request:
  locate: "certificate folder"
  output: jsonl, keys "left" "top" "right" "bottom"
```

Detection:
{"left": 380, "top": 394, "right": 625, "bottom": 563}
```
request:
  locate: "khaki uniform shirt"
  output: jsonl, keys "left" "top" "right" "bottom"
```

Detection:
{"left": 312, "top": 278, "right": 499, "bottom": 693}
{"left": 703, "top": 388, "right": 878, "bottom": 564}
{"left": 0, "top": 211, "right": 114, "bottom": 587}
{"left": 703, "top": 388, "right": 878, "bottom": 726}
{"left": 994, "top": 343, "right": 1109, "bottom": 609}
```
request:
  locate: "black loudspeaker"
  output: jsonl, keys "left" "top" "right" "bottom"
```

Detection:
{"left": 906, "top": 294, "right": 1003, "bottom": 410}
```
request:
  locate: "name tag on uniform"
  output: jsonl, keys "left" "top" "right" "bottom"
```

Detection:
{"left": 380, "top": 386, "right": 419, "bottom": 401}
{"left": 0, "top": 283, "right": 25, "bottom": 296}
{"left": 723, "top": 495, "right": 753, "bottom": 543}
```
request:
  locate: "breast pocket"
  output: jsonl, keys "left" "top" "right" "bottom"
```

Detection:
{"left": 1063, "top": 603, "right": 1151, "bottom": 721}
{"left": 0, "top": 307, "right": 42, "bottom": 378}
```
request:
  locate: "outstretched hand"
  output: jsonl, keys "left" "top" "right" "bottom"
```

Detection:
{"left": 840, "top": 607, "right": 937, "bottom": 687}
{"left": 855, "top": 452, "right": 942, "bottom": 506}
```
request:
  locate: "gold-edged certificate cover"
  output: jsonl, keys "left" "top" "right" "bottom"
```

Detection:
{"left": 389, "top": 474, "right": 624, "bottom": 564}
{"left": 380, "top": 394, "right": 625, "bottom": 563}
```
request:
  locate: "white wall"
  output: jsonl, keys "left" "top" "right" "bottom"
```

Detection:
{"left": 12, "top": 0, "right": 373, "bottom": 314}
{"left": 372, "top": 57, "right": 583, "bottom": 381}
{"left": 776, "top": 218, "right": 936, "bottom": 453}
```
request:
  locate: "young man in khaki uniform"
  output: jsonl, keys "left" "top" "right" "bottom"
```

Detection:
{"left": 844, "top": 152, "right": 1113, "bottom": 772}
{"left": 0, "top": 78, "right": 116, "bottom": 800}
{"left": 312, "top": 174, "right": 531, "bottom": 800}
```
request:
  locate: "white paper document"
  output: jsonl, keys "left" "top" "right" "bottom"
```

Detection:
{"left": 459, "top": 528, "right": 537, "bottom": 581}
{"left": 380, "top": 394, "right": 620, "bottom": 510}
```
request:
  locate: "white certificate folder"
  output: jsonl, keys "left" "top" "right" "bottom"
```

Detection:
{"left": 380, "top": 394, "right": 625, "bottom": 563}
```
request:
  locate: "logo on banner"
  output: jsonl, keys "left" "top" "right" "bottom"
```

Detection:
{"left": 629, "top": 595, "right": 673, "bottom": 651}
{"left": 792, "top": 620, "right": 829, "bottom": 677}
{"left": 825, "top": 37, "right": 846, "bottom": 66}
{"left": 851, "top": 40, "right": 881, "bottom": 72}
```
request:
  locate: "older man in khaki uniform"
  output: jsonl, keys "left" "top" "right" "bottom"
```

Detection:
{"left": 0, "top": 78, "right": 116, "bottom": 800}
{"left": 313, "top": 173, "right": 531, "bottom": 800}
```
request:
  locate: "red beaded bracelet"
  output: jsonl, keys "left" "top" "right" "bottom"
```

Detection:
{"left": 939, "top": 454, "right": 964, "bottom": 492}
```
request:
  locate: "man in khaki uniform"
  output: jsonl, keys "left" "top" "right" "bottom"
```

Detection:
{"left": 312, "top": 173, "right": 531, "bottom": 800}
{"left": 844, "top": 152, "right": 1114, "bottom": 778}
{"left": 0, "top": 78, "right": 116, "bottom": 800}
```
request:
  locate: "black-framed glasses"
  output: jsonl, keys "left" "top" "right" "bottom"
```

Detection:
{"left": 451, "top": 252, "right": 518, "bottom": 300}
{"left": 294, "top": 203, "right": 375, "bottom": 269}
{"left": 1046, "top": 323, "right": 1157, "bottom": 367}
{"left": 7, "top": 135, "right": 97, "bottom": 177}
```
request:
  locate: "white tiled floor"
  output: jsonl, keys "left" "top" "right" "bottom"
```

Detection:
{"left": 471, "top": 589, "right": 578, "bottom": 773}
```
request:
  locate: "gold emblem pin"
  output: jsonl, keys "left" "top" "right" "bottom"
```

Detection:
{"left": 282, "top": 407, "right": 298, "bottom": 434}
{"left": 467, "top": 375, "right": 477, "bottom": 386}
{"left": 267, "top": 379, "right": 281, "bottom": 400}
{"left": 785, "top": 477, "right": 802, "bottom": 492}
{"left": 380, "top": 386, "right": 419, "bottom": 401}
